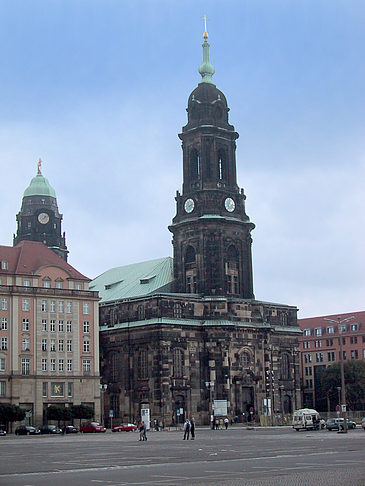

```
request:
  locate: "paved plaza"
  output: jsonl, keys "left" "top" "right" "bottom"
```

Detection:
{"left": 0, "top": 427, "right": 364, "bottom": 485}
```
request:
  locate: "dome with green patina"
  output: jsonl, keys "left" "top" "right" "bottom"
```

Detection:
{"left": 23, "top": 173, "right": 56, "bottom": 198}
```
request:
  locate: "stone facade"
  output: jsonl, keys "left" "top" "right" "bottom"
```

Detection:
{"left": 97, "top": 33, "right": 301, "bottom": 426}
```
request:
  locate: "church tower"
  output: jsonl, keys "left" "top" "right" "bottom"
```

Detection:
{"left": 169, "top": 26, "right": 255, "bottom": 298}
{"left": 13, "top": 160, "right": 68, "bottom": 261}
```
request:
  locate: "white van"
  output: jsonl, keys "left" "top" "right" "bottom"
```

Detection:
{"left": 292, "top": 408, "right": 321, "bottom": 431}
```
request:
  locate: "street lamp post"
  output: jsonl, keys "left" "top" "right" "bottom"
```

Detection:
{"left": 99, "top": 384, "right": 108, "bottom": 426}
{"left": 205, "top": 381, "right": 214, "bottom": 428}
{"left": 324, "top": 316, "right": 354, "bottom": 434}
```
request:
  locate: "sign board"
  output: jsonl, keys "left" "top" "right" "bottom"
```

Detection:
{"left": 141, "top": 408, "right": 150, "bottom": 430}
{"left": 179, "top": 408, "right": 183, "bottom": 415}
{"left": 335, "top": 405, "right": 340, "bottom": 412}
{"left": 341, "top": 404, "right": 347, "bottom": 412}
{"left": 213, "top": 400, "right": 227, "bottom": 417}
{"left": 109, "top": 409, "right": 114, "bottom": 418}
{"left": 176, "top": 409, "right": 181, "bottom": 416}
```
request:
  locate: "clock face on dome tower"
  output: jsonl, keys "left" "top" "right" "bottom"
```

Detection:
{"left": 38, "top": 212, "right": 50, "bottom": 224}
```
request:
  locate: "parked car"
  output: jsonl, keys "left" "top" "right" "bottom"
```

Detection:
{"left": 40, "top": 424, "right": 61, "bottom": 434}
{"left": 326, "top": 418, "right": 356, "bottom": 431}
{"left": 0, "top": 428, "right": 6, "bottom": 436}
{"left": 15, "top": 425, "right": 40, "bottom": 435}
{"left": 65, "top": 425, "right": 78, "bottom": 434}
{"left": 361, "top": 418, "right": 365, "bottom": 431}
{"left": 112, "top": 423, "right": 137, "bottom": 432}
{"left": 80, "top": 422, "right": 106, "bottom": 433}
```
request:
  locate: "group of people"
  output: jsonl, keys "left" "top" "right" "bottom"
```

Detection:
{"left": 183, "top": 418, "right": 195, "bottom": 440}
{"left": 212, "top": 417, "right": 230, "bottom": 430}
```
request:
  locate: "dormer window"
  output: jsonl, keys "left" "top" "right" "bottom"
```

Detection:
{"left": 1, "top": 261, "right": 8, "bottom": 270}
{"left": 43, "top": 278, "right": 51, "bottom": 288}
{"left": 55, "top": 279, "right": 63, "bottom": 289}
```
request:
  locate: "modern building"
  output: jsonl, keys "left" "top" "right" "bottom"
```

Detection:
{"left": 298, "top": 311, "right": 365, "bottom": 411}
{"left": 93, "top": 29, "right": 301, "bottom": 426}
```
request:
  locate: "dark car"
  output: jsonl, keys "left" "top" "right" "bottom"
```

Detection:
{"left": 15, "top": 425, "right": 40, "bottom": 435}
{"left": 40, "top": 425, "right": 61, "bottom": 434}
{"left": 326, "top": 418, "right": 356, "bottom": 430}
{"left": 0, "top": 428, "right": 6, "bottom": 436}
{"left": 112, "top": 423, "right": 137, "bottom": 432}
{"left": 80, "top": 422, "right": 106, "bottom": 433}
{"left": 65, "top": 425, "right": 78, "bottom": 434}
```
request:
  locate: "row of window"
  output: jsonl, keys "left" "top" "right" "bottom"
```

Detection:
{"left": 1, "top": 319, "right": 90, "bottom": 333}
{"left": 0, "top": 298, "right": 90, "bottom": 314}
{"left": 0, "top": 380, "right": 75, "bottom": 397}
{"left": 0, "top": 357, "right": 92, "bottom": 374}
{"left": 303, "top": 335, "right": 365, "bottom": 348}
{"left": 19, "top": 358, "right": 92, "bottom": 375}
{"left": 1, "top": 336, "right": 91, "bottom": 353}
{"left": 303, "top": 323, "right": 360, "bottom": 337}
{"left": 0, "top": 275, "right": 83, "bottom": 290}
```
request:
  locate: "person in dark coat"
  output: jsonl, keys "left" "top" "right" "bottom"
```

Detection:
{"left": 190, "top": 417, "right": 195, "bottom": 440}
{"left": 183, "top": 419, "right": 190, "bottom": 440}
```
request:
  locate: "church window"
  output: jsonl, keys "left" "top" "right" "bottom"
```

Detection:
{"left": 173, "top": 348, "right": 184, "bottom": 378}
{"left": 185, "top": 246, "right": 195, "bottom": 263}
{"left": 111, "top": 353, "right": 120, "bottom": 382}
{"left": 190, "top": 149, "right": 200, "bottom": 180}
{"left": 241, "top": 352, "right": 250, "bottom": 367}
{"left": 138, "top": 350, "right": 148, "bottom": 379}
{"left": 137, "top": 305, "right": 145, "bottom": 320}
{"left": 27, "top": 222, "right": 31, "bottom": 229}
{"left": 225, "top": 245, "right": 239, "bottom": 294}
{"left": 280, "top": 353, "right": 290, "bottom": 380}
{"left": 173, "top": 303, "right": 182, "bottom": 318}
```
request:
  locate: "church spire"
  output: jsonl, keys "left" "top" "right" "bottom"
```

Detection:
{"left": 198, "top": 16, "right": 215, "bottom": 85}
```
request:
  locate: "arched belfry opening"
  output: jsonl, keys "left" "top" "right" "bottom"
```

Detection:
{"left": 217, "top": 149, "right": 226, "bottom": 181}
{"left": 190, "top": 148, "right": 200, "bottom": 182}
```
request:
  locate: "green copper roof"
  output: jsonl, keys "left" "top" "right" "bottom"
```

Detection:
{"left": 198, "top": 37, "right": 215, "bottom": 85}
{"left": 23, "top": 173, "right": 56, "bottom": 198}
{"left": 90, "top": 257, "right": 174, "bottom": 303}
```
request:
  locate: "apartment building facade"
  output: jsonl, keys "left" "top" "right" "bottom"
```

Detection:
{"left": 0, "top": 241, "right": 100, "bottom": 425}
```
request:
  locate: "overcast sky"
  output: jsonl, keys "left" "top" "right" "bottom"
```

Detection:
{"left": 1, "top": 0, "right": 364, "bottom": 318}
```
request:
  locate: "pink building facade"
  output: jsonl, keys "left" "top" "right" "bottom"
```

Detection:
{"left": 0, "top": 241, "right": 100, "bottom": 425}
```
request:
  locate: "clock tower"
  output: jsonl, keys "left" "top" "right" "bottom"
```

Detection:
{"left": 13, "top": 160, "right": 68, "bottom": 261}
{"left": 169, "top": 28, "right": 255, "bottom": 298}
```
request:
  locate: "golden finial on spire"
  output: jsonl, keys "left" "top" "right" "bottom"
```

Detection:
{"left": 203, "top": 15, "right": 208, "bottom": 40}
{"left": 37, "top": 158, "right": 42, "bottom": 174}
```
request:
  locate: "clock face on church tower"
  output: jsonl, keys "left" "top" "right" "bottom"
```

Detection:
{"left": 38, "top": 212, "right": 50, "bottom": 224}
{"left": 184, "top": 198, "right": 195, "bottom": 213}
{"left": 224, "top": 197, "right": 235, "bottom": 212}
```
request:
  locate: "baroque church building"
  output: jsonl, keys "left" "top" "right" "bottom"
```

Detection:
{"left": 92, "top": 30, "right": 301, "bottom": 426}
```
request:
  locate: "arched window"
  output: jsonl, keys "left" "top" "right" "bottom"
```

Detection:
{"left": 280, "top": 354, "right": 290, "bottom": 380}
{"left": 225, "top": 245, "right": 239, "bottom": 294}
{"left": 138, "top": 350, "right": 148, "bottom": 379}
{"left": 241, "top": 351, "right": 251, "bottom": 367}
{"left": 217, "top": 149, "right": 226, "bottom": 180}
{"left": 190, "top": 149, "right": 200, "bottom": 180}
{"left": 173, "top": 348, "right": 184, "bottom": 378}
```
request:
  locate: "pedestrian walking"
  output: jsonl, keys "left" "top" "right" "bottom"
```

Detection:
{"left": 190, "top": 417, "right": 195, "bottom": 440}
{"left": 139, "top": 421, "right": 147, "bottom": 441}
{"left": 183, "top": 419, "right": 190, "bottom": 440}
{"left": 224, "top": 417, "right": 229, "bottom": 430}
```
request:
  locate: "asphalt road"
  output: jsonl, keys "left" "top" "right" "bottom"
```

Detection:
{"left": 0, "top": 427, "right": 364, "bottom": 486}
